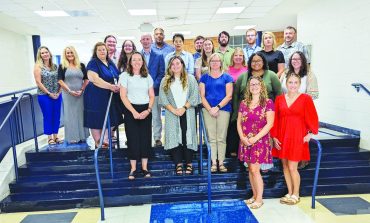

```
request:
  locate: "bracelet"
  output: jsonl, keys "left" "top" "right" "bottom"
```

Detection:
{"left": 216, "top": 104, "right": 221, "bottom": 109}
{"left": 183, "top": 105, "right": 187, "bottom": 110}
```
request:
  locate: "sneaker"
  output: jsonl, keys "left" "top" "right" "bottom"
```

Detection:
{"left": 154, "top": 140, "right": 162, "bottom": 147}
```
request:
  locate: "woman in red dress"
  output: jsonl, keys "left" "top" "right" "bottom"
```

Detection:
{"left": 271, "top": 73, "right": 318, "bottom": 205}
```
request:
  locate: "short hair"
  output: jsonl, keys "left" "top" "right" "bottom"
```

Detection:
{"left": 61, "top": 46, "right": 81, "bottom": 69}
{"left": 126, "top": 52, "right": 149, "bottom": 77}
{"left": 103, "top": 35, "right": 117, "bottom": 43}
{"left": 208, "top": 53, "right": 223, "bottom": 73}
{"left": 246, "top": 28, "right": 257, "bottom": 35}
{"left": 154, "top": 27, "right": 164, "bottom": 33}
{"left": 247, "top": 52, "right": 269, "bottom": 78}
{"left": 173, "top": 33, "right": 184, "bottom": 42}
{"left": 261, "top": 31, "right": 277, "bottom": 50}
{"left": 285, "top": 26, "right": 297, "bottom": 33}
{"left": 218, "top": 31, "right": 230, "bottom": 40}
{"left": 194, "top": 35, "right": 205, "bottom": 43}
{"left": 92, "top": 42, "right": 109, "bottom": 61}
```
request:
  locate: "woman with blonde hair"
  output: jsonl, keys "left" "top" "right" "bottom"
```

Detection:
{"left": 259, "top": 31, "right": 285, "bottom": 78}
{"left": 199, "top": 53, "right": 233, "bottom": 173}
{"left": 159, "top": 56, "right": 200, "bottom": 175}
{"left": 33, "top": 46, "right": 62, "bottom": 145}
{"left": 58, "top": 46, "right": 90, "bottom": 144}
{"left": 237, "top": 76, "right": 274, "bottom": 209}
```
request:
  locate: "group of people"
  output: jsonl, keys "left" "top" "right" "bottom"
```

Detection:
{"left": 33, "top": 25, "right": 319, "bottom": 209}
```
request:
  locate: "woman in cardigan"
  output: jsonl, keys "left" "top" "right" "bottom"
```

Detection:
{"left": 159, "top": 56, "right": 200, "bottom": 175}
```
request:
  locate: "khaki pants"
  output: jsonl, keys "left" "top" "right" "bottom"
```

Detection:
{"left": 202, "top": 109, "right": 230, "bottom": 163}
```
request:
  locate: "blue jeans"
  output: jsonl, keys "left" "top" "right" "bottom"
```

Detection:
{"left": 37, "top": 94, "right": 62, "bottom": 135}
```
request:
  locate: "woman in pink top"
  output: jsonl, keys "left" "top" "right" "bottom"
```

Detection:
{"left": 226, "top": 47, "right": 248, "bottom": 82}
{"left": 226, "top": 47, "right": 248, "bottom": 157}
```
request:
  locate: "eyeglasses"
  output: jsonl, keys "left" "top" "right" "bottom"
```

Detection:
{"left": 250, "top": 83, "right": 260, "bottom": 87}
{"left": 246, "top": 35, "right": 255, "bottom": 37}
{"left": 292, "top": 58, "right": 301, "bottom": 61}
{"left": 251, "top": 60, "right": 263, "bottom": 64}
{"left": 210, "top": 60, "right": 221, "bottom": 63}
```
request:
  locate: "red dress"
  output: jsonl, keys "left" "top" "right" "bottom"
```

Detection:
{"left": 271, "top": 94, "right": 318, "bottom": 161}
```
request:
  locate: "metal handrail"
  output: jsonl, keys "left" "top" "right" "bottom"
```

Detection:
{"left": 198, "top": 108, "right": 212, "bottom": 214}
{"left": 0, "top": 93, "right": 39, "bottom": 181}
{"left": 351, "top": 83, "right": 370, "bottom": 95}
{"left": 310, "top": 138, "right": 322, "bottom": 209}
{"left": 0, "top": 87, "right": 37, "bottom": 98}
{"left": 94, "top": 92, "right": 115, "bottom": 221}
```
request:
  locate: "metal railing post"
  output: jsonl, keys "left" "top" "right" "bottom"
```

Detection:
{"left": 311, "top": 138, "right": 322, "bottom": 209}
{"left": 199, "top": 107, "right": 203, "bottom": 175}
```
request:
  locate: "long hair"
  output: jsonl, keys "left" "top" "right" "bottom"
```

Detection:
{"left": 287, "top": 51, "right": 308, "bottom": 78}
{"left": 261, "top": 31, "right": 277, "bottom": 50}
{"left": 230, "top": 47, "right": 246, "bottom": 67}
{"left": 162, "top": 56, "right": 188, "bottom": 94}
{"left": 92, "top": 42, "right": 109, "bottom": 61}
{"left": 117, "top": 40, "right": 137, "bottom": 72}
{"left": 208, "top": 53, "right": 223, "bottom": 73}
{"left": 201, "top": 38, "right": 214, "bottom": 68}
{"left": 243, "top": 76, "right": 268, "bottom": 108}
{"left": 61, "top": 46, "right": 81, "bottom": 69}
{"left": 247, "top": 52, "right": 269, "bottom": 79}
{"left": 126, "top": 51, "right": 149, "bottom": 77}
{"left": 35, "top": 46, "right": 56, "bottom": 71}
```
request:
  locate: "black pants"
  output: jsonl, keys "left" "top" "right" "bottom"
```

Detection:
{"left": 226, "top": 120, "right": 239, "bottom": 156}
{"left": 170, "top": 112, "right": 194, "bottom": 165}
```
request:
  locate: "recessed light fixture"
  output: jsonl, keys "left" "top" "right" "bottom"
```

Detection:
{"left": 128, "top": 9, "right": 156, "bottom": 16}
{"left": 234, "top": 25, "right": 257, "bottom": 30}
{"left": 118, "top": 36, "right": 135, "bottom": 40}
{"left": 216, "top": 7, "right": 245, "bottom": 14}
{"left": 172, "top": 31, "right": 191, "bottom": 35}
{"left": 34, "top": 10, "right": 70, "bottom": 17}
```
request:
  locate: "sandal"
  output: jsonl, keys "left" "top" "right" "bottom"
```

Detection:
{"left": 211, "top": 164, "right": 217, "bottom": 173}
{"left": 111, "top": 136, "right": 117, "bottom": 142}
{"left": 280, "top": 194, "right": 291, "bottom": 204}
{"left": 176, "top": 164, "right": 183, "bottom": 176}
{"left": 142, "top": 169, "right": 152, "bottom": 178}
{"left": 286, "top": 195, "right": 300, "bottom": 205}
{"left": 48, "top": 139, "right": 56, "bottom": 145}
{"left": 250, "top": 201, "right": 264, "bottom": 209}
{"left": 244, "top": 197, "right": 256, "bottom": 205}
{"left": 128, "top": 170, "right": 136, "bottom": 180}
{"left": 185, "top": 164, "right": 193, "bottom": 175}
{"left": 219, "top": 164, "right": 228, "bottom": 173}
{"left": 54, "top": 137, "right": 63, "bottom": 144}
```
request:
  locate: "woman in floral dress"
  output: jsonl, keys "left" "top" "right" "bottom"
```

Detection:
{"left": 237, "top": 76, "right": 275, "bottom": 209}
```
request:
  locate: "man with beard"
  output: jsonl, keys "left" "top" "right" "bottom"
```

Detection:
{"left": 242, "top": 28, "right": 261, "bottom": 63}
{"left": 215, "top": 31, "right": 235, "bottom": 70}
{"left": 193, "top": 35, "right": 205, "bottom": 61}
{"left": 151, "top": 27, "right": 175, "bottom": 58}
{"left": 277, "top": 26, "right": 310, "bottom": 68}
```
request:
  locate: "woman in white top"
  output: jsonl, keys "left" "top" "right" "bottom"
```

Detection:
{"left": 120, "top": 52, "right": 155, "bottom": 180}
{"left": 159, "top": 56, "right": 200, "bottom": 175}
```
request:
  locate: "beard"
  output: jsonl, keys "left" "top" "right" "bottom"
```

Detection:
{"left": 219, "top": 41, "right": 228, "bottom": 47}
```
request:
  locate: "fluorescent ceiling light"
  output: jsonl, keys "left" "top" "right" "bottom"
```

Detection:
{"left": 67, "top": 40, "right": 85, "bottom": 44}
{"left": 172, "top": 31, "right": 191, "bottom": 35}
{"left": 234, "top": 25, "right": 257, "bottom": 30}
{"left": 216, "top": 7, "right": 245, "bottom": 14}
{"left": 118, "top": 36, "right": 135, "bottom": 40}
{"left": 34, "top": 10, "right": 70, "bottom": 17}
{"left": 128, "top": 9, "right": 156, "bottom": 16}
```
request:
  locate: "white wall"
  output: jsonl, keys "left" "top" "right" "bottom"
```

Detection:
{"left": 0, "top": 27, "right": 35, "bottom": 95}
{"left": 298, "top": 0, "right": 370, "bottom": 150}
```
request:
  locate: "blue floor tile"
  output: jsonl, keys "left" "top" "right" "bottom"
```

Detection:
{"left": 150, "top": 200, "right": 258, "bottom": 223}
{"left": 317, "top": 197, "right": 370, "bottom": 215}
{"left": 20, "top": 212, "right": 77, "bottom": 223}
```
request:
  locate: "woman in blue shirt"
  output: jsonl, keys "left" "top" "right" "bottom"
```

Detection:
{"left": 199, "top": 53, "right": 233, "bottom": 173}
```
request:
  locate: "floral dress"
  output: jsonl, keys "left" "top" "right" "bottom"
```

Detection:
{"left": 238, "top": 99, "right": 274, "bottom": 170}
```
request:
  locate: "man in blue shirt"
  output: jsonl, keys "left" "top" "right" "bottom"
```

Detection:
{"left": 151, "top": 27, "right": 175, "bottom": 59}
{"left": 193, "top": 35, "right": 204, "bottom": 61}
{"left": 164, "top": 33, "right": 194, "bottom": 76}
{"left": 243, "top": 28, "right": 261, "bottom": 63}
{"left": 141, "top": 34, "right": 165, "bottom": 147}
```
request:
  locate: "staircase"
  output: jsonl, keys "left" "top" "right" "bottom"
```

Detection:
{"left": 1, "top": 129, "right": 369, "bottom": 213}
